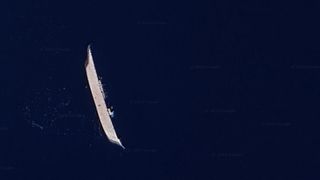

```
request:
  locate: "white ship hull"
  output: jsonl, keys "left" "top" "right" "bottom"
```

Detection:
{"left": 85, "top": 45, "right": 124, "bottom": 148}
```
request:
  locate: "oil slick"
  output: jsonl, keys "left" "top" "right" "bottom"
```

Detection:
{"left": 85, "top": 45, "right": 124, "bottom": 149}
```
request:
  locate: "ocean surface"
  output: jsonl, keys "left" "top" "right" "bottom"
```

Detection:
{"left": 2, "top": 1, "right": 320, "bottom": 179}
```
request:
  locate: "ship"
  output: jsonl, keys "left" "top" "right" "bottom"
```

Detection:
{"left": 85, "top": 45, "right": 124, "bottom": 149}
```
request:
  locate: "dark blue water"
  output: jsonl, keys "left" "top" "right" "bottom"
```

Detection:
{"left": 2, "top": 0, "right": 320, "bottom": 179}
